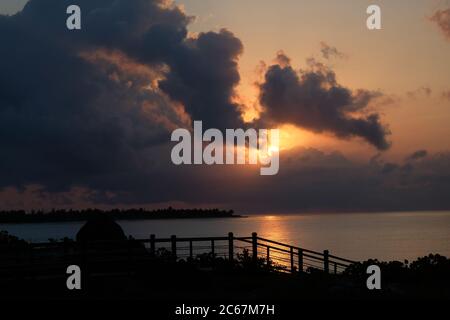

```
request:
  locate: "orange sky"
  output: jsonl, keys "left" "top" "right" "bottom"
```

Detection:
{"left": 176, "top": 0, "right": 450, "bottom": 161}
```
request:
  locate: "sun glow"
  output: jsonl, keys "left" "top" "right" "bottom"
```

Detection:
{"left": 277, "top": 124, "right": 313, "bottom": 150}
{"left": 236, "top": 77, "right": 315, "bottom": 152}
{"left": 268, "top": 145, "right": 279, "bottom": 156}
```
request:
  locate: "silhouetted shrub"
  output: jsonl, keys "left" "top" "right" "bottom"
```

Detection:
{"left": 0, "top": 230, "right": 28, "bottom": 245}
{"left": 76, "top": 215, "right": 126, "bottom": 242}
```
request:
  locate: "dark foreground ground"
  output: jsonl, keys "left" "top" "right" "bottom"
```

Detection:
{"left": 1, "top": 249, "right": 449, "bottom": 301}
{"left": 1, "top": 256, "right": 449, "bottom": 320}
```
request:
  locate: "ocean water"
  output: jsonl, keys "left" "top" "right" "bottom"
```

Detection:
{"left": 1, "top": 211, "right": 449, "bottom": 262}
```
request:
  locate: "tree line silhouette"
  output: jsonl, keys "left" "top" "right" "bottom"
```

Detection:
{"left": 0, "top": 207, "right": 239, "bottom": 223}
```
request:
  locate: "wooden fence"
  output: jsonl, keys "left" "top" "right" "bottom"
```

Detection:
{"left": 146, "top": 232, "right": 356, "bottom": 274}
{"left": 0, "top": 232, "right": 357, "bottom": 279}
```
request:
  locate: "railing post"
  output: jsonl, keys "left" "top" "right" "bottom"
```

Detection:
{"left": 127, "top": 236, "right": 133, "bottom": 275}
{"left": 298, "top": 248, "right": 303, "bottom": 273}
{"left": 171, "top": 235, "right": 177, "bottom": 260}
{"left": 290, "top": 247, "right": 294, "bottom": 273}
{"left": 323, "top": 250, "right": 329, "bottom": 273}
{"left": 334, "top": 262, "right": 337, "bottom": 274}
{"left": 211, "top": 239, "right": 215, "bottom": 268}
{"left": 150, "top": 234, "right": 155, "bottom": 256}
{"left": 128, "top": 235, "right": 133, "bottom": 254}
{"left": 228, "top": 232, "right": 234, "bottom": 262}
{"left": 266, "top": 247, "right": 270, "bottom": 269}
{"left": 81, "top": 241, "right": 87, "bottom": 266}
{"left": 81, "top": 241, "right": 88, "bottom": 291}
{"left": 28, "top": 244, "right": 35, "bottom": 280}
{"left": 252, "top": 232, "right": 258, "bottom": 265}
{"left": 189, "top": 240, "right": 193, "bottom": 260}
{"left": 63, "top": 238, "right": 69, "bottom": 262}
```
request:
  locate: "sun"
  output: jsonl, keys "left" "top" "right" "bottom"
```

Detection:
{"left": 268, "top": 145, "right": 280, "bottom": 156}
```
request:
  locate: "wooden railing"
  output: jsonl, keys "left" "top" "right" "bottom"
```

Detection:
{"left": 145, "top": 232, "right": 356, "bottom": 274}
{"left": 0, "top": 232, "right": 357, "bottom": 278}
{"left": 248, "top": 234, "right": 356, "bottom": 274}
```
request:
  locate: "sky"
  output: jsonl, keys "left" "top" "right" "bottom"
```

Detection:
{"left": 0, "top": 0, "right": 449, "bottom": 213}
{"left": 175, "top": 0, "right": 450, "bottom": 159}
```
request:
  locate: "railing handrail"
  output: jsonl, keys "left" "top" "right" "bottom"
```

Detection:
{"left": 257, "top": 236, "right": 323, "bottom": 256}
{"left": 2, "top": 233, "right": 357, "bottom": 273}
{"left": 143, "top": 236, "right": 252, "bottom": 243}
{"left": 327, "top": 253, "right": 357, "bottom": 264}
{"left": 238, "top": 239, "right": 353, "bottom": 267}
{"left": 255, "top": 236, "right": 357, "bottom": 264}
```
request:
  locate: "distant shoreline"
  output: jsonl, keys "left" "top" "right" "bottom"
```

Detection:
{"left": 0, "top": 208, "right": 243, "bottom": 224}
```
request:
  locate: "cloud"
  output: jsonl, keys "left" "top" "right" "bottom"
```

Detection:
{"left": 370, "top": 94, "right": 401, "bottom": 108}
{"left": 274, "top": 50, "right": 291, "bottom": 67}
{"left": 407, "top": 149, "right": 428, "bottom": 161}
{"left": 158, "top": 28, "right": 245, "bottom": 129}
{"left": 441, "top": 89, "right": 450, "bottom": 101}
{"left": 256, "top": 54, "right": 391, "bottom": 150}
{"left": 381, "top": 162, "right": 398, "bottom": 175}
{"left": 406, "top": 86, "right": 432, "bottom": 99}
{"left": 319, "top": 41, "right": 347, "bottom": 60}
{"left": 3, "top": 147, "right": 450, "bottom": 213}
{"left": 246, "top": 148, "right": 450, "bottom": 212}
{"left": 430, "top": 8, "right": 450, "bottom": 41}
{"left": 114, "top": 148, "right": 450, "bottom": 213}
{"left": 0, "top": 0, "right": 245, "bottom": 193}
{"left": 14, "top": 0, "right": 244, "bottom": 130}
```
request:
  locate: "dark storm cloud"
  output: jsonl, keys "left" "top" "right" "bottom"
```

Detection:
{"left": 7, "top": 147, "right": 449, "bottom": 213}
{"left": 157, "top": 29, "right": 245, "bottom": 129}
{"left": 407, "top": 150, "right": 428, "bottom": 161}
{"left": 430, "top": 8, "right": 450, "bottom": 41}
{"left": 61, "top": 147, "right": 450, "bottom": 214}
{"left": 216, "top": 149, "right": 450, "bottom": 213}
{"left": 0, "top": 0, "right": 244, "bottom": 192}
{"left": 14, "top": 0, "right": 244, "bottom": 129}
{"left": 257, "top": 56, "right": 391, "bottom": 150}
{"left": 381, "top": 163, "right": 398, "bottom": 174}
